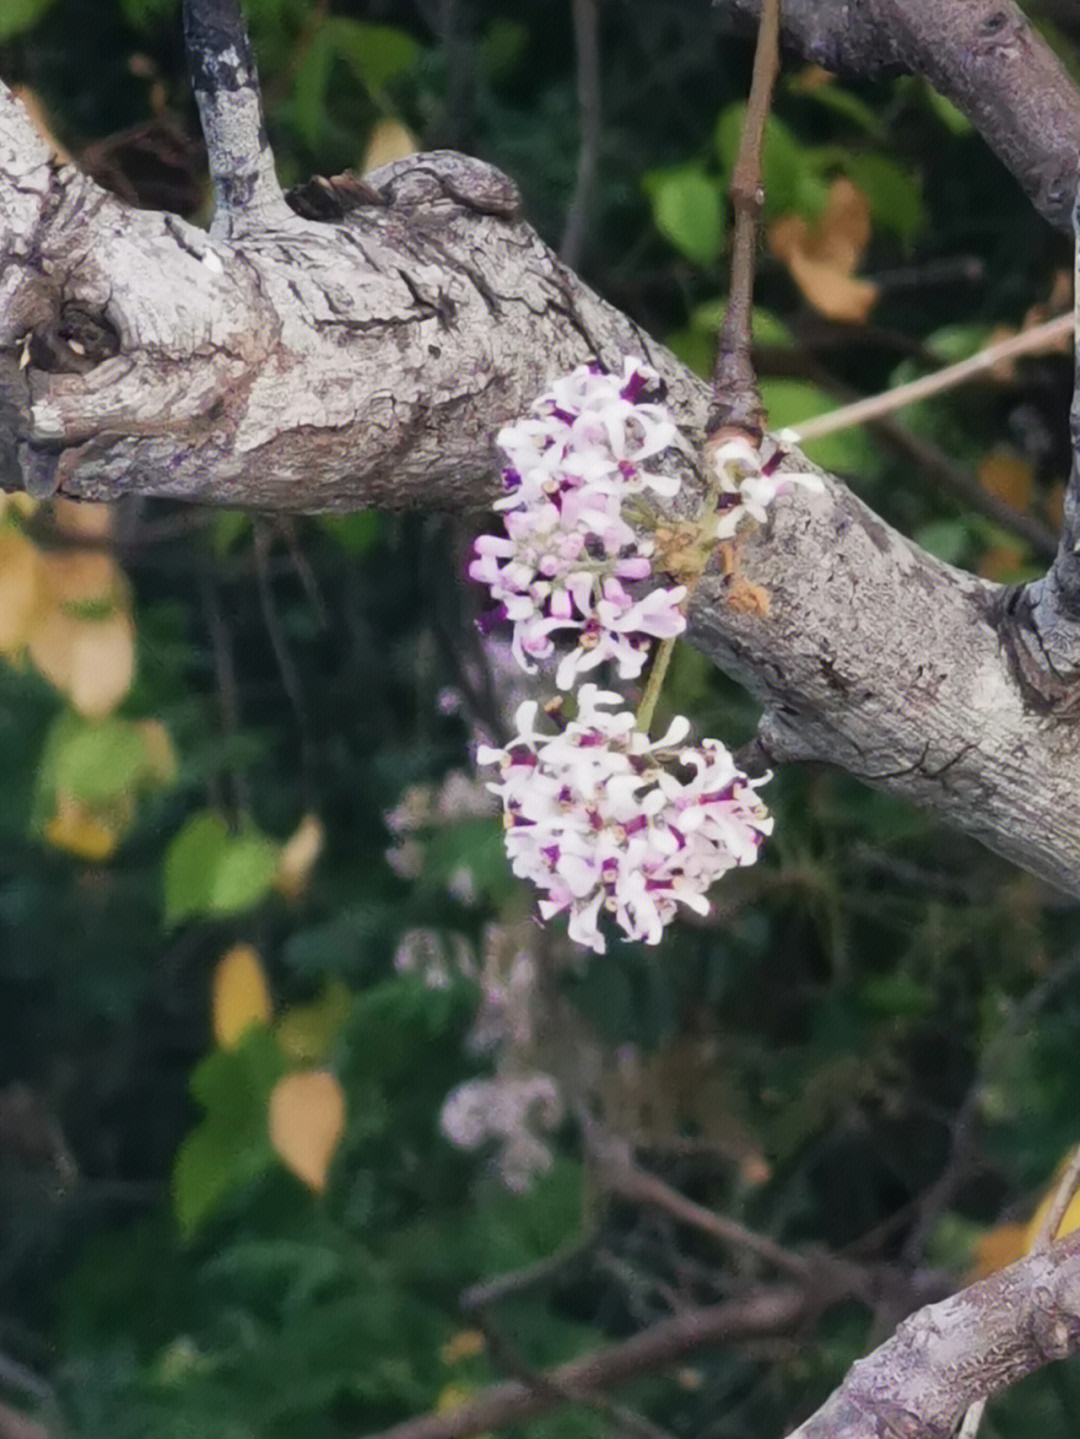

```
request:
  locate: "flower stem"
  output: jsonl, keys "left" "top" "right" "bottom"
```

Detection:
{"left": 636, "top": 636, "right": 677, "bottom": 735}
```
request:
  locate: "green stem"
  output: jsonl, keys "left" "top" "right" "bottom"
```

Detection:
{"left": 635, "top": 636, "right": 677, "bottom": 735}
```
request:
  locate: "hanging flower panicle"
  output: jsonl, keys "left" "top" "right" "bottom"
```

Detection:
{"left": 477, "top": 686, "right": 773, "bottom": 955}
{"left": 469, "top": 358, "right": 690, "bottom": 690}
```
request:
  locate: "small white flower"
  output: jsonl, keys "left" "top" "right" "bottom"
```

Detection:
{"left": 708, "top": 436, "right": 824, "bottom": 539}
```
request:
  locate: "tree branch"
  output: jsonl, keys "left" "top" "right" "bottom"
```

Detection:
{"left": 713, "top": 0, "right": 1080, "bottom": 234}
{"left": 2, "top": 75, "right": 1080, "bottom": 892}
{"left": 786, "top": 1233, "right": 1080, "bottom": 1439}
{"left": 366, "top": 1287, "right": 810, "bottom": 1439}
{"left": 181, "top": 0, "right": 293, "bottom": 236}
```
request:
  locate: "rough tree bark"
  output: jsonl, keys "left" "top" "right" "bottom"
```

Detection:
{"left": 3, "top": 5, "right": 1080, "bottom": 1431}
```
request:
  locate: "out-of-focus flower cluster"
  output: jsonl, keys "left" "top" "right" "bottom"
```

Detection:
{"left": 478, "top": 686, "right": 773, "bottom": 954}
{"left": 440, "top": 1073, "right": 562, "bottom": 1192}
{"left": 469, "top": 358, "right": 689, "bottom": 690}
{"left": 395, "top": 918, "right": 562, "bottom": 1191}
{"left": 709, "top": 435, "right": 824, "bottom": 540}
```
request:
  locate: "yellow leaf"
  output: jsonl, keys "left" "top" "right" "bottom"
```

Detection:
{"left": 973, "top": 1148, "right": 1080, "bottom": 1278}
{"left": 768, "top": 177, "right": 878, "bottom": 322}
{"left": 212, "top": 944, "right": 273, "bottom": 1049}
{"left": 0, "top": 530, "right": 45, "bottom": 656}
{"left": 978, "top": 450, "right": 1034, "bottom": 511}
{"left": 52, "top": 498, "right": 115, "bottom": 542}
{"left": 44, "top": 792, "right": 120, "bottom": 861}
{"left": 268, "top": 1070, "right": 346, "bottom": 1193}
{"left": 135, "top": 719, "right": 179, "bottom": 785}
{"left": 273, "top": 812, "right": 325, "bottom": 901}
{"left": 29, "top": 607, "right": 136, "bottom": 719}
{"left": 363, "top": 119, "right": 418, "bottom": 172}
{"left": 440, "top": 1330, "right": 486, "bottom": 1366}
{"left": 275, "top": 980, "right": 352, "bottom": 1063}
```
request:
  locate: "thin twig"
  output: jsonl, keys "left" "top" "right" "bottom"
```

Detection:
{"left": 197, "top": 544, "right": 249, "bottom": 814}
{"left": 253, "top": 519, "right": 315, "bottom": 803}
{"left": 709, "top": 0, "right": 782, "bottom": 436}
{"left": 361, "top": 1286, "right": 810, "bottom": 1439}
{"left": 1034, "top": 1146, "right": 1080, "bottom": 1251}
{"left": 755, "top": 343, "right": 1059, "bottom": 555}
{"left": 561, "top": 0, "right": 603, "bottom": 270}
{"left": 789, "top": 313, "right": 1073, "bottom": 444}
{"left": 610, "top": 1158, "right": 812, "bottom": 1281}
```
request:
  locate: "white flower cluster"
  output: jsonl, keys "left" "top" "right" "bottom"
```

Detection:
{"left": 478, "top": 686, "right": 773, "bottom": 954}
{"left": 440, "top": 1072, "right": 562, "bottom": 1191}
{"left": 469, "top": 358, "right": 689, "bottom": 691}
{"left": 709, "top": 435, "right": 824, "bottom": 540}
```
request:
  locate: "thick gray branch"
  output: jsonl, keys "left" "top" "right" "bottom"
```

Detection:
{"left": 787, "top": 1234, "right": 1080, "bottom": 1438}
{"left": 715, "top": 0, "right": 1080, "bottom": 233}
{"left": 1, "top": 81, "right": 1079, "bottom": 895}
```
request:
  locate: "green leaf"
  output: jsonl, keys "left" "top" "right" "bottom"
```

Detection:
{"left": 208, "top": 829, "right": 280, "bottom": 916}
{"left": 915, "top": 519, "right": 971, "bottom": 564}
{"left": 173, "top": 1030, "right": 286, "bottom": 1236}
{"left": 792, "top": 81, "right": 884, "bottom": 137}
{"left": 52, "top": 718, "right": 148, "bottom": 805}
{"left": 642, "top": 165, "right": 724, "bottom": 268}
{"left": 317, "top": 511, "right": 382, "bottom": 555}
{"left": 163, "top": 812, "right": 229, "bottom": 926}
{"left": 842, "top": 153, "right": 925, "bottom": 243}
{"left": 759, "top": 378, "right": 875, "bottom": 474}
{"left": 715, "top": 107, "right": 828, "bottom": 220}
{"left": 328, "top": 18, "right": 420, "bottom": 99}
{"left": 478, "top": 18, "right": 529, "bottom": 81}
{"left": 211, "top": 510, "right": 252, "bottom": 556}
{"left": 0, "top": 0, "right": 58, "bottom": 41}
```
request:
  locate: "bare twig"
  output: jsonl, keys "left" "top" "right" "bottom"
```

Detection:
{"left": 363, "top": 1286, "right": 809, "bottom": 1439}
{"left": 713, "top": 0, "right": 1080, "bottom": 234}
{"left": 561, "top": 0, "right": 603, "bottom": 270}
{"left": 755, "top": 341, "right": 1059, "bottom": 555}
{"left": 789, "top": 313, "right": 1073, "bottom": 444}
{"left": 709, "top": 0, "right": 781, "bottom": 435}
{"left": 950, "top": 1143, "right": 1080, "bottom": 1439}
{"left": 605, "top": 1151, "right": 811, "bottom": 1282}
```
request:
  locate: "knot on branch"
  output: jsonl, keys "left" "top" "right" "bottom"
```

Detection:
{"left": 995, "top": 587, "right": 1080, "bottom": 715}
{"left": 368, "top": 151, "right": 522, "bottom": 219}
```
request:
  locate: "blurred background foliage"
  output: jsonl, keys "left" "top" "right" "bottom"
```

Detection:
{"left": 2, "top": 2, "right": 1080, "bottom": 1436}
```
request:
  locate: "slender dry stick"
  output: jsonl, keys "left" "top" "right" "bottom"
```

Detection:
{"left": 709, "top": 0, "right": 782, "bottom": 437}
{"left": 609, "top": 1156, "right": 813, "bottom": 1281}
{"left": 561, "top": 0, "right": 603, "bottom": 269}
{"left": 789, "top": 313, "right": 1073, "bottom": 443}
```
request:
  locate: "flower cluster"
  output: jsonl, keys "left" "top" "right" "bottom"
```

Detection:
{"left": 709, "top": 435, "right": 824, "bottom": 540}
{"left": 440, "top": 1072, "right": 562, "bottom": 1192}
{"left": 478, "top": 686, "right": 773, "bottom": 954}
{"left": 469, "top": 358, "right": 689, "bottom": 690}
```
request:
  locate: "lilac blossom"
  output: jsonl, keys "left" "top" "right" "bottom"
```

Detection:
{"left": 440, "top": 1072, "right": 562, "bottom": 1191}
{"left": 709, "top": 436, "right": 825, "bottom": 539}
{"left": 477, "top": 686, "right": 773, "bottom": 954}
{"left": 469, "top": 358, "right": 689, "bottom": 688}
